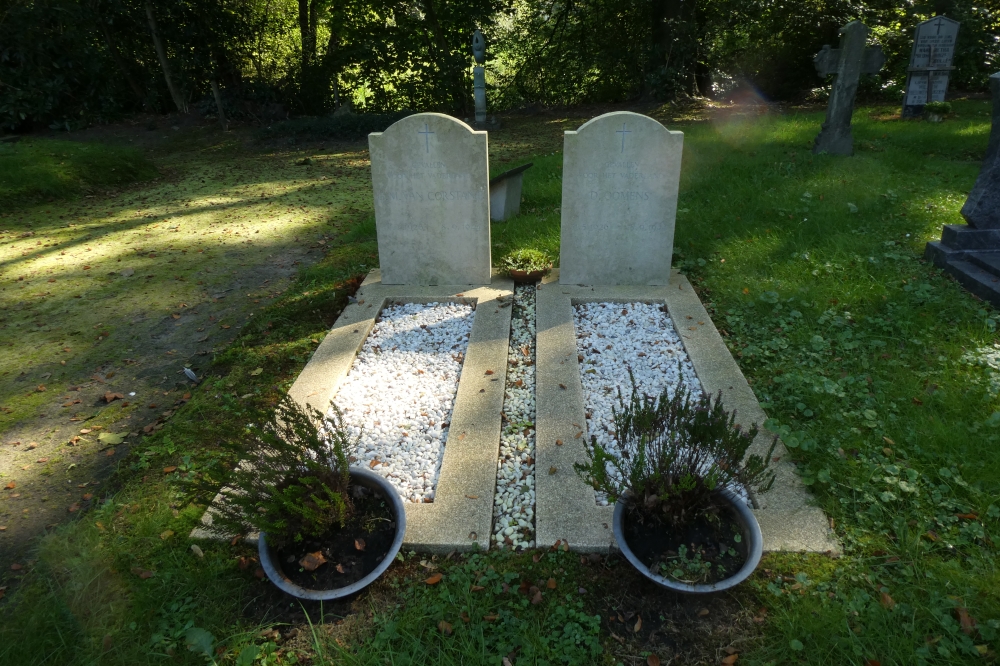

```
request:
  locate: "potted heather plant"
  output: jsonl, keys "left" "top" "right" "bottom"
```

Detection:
{"left": 575, "top": 376, "right": 776, "bottom": 593}
{"left": 924, "top": 101, "right": 952, "bottom": 122}
{"left": 501, "top": 248, "right": 552, "bottom": 283}
{"left": 198, "top": 394, "right": 405, "bottom": 600}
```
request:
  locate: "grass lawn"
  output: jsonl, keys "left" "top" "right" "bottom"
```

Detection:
{"left": 1, "top": 100, "right": 998, "bottom": 665}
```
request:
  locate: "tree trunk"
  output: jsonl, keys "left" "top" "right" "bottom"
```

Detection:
{"left": 144, "top": 0, "right": 187, "bottom": 113}
{"left": 211, "top": 79, "right": 228, "bottom": 130}
{"left": 92, "top": 2, "right": 147, "bottom": 109}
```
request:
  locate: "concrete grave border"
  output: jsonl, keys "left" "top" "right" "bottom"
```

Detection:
{"left": 534, "top": 269, "right": 840, "bottom": 555}
{"left": 193, "top": 270, "right": 513, "bottom": 553}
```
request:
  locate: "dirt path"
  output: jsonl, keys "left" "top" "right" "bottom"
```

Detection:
{"left": 0, "top": 125, "right": 373, "bottom": 563}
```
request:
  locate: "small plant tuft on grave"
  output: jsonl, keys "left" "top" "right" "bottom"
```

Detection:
{"left": 501, "top": 248, "right": 552, "bottom": 276}
{"left": 195, "top": 394, "right": 355, "bottom": 549}
{"left": 923, "top": 101, "right": 952, "bottom": 120}
{"left": 575, "top": 371, "right": 776, "bottom": 530}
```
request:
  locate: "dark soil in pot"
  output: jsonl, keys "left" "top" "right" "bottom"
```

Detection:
{"left": 623, "top": 505, "right": 748, "bottom": 586}
{"left": 272, "top": 489, "right": 396, "bottom": 590}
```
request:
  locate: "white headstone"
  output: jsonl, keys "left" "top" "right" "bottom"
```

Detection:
{"left": 559, "top": 111, "right": 683, "bottom": 285}
{"left": 369, "top": 113, "right": 491, "bottom": 285}
{"left": 902, "top": 16, "right": 960, "bottom": 117}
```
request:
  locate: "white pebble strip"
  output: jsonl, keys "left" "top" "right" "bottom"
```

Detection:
{"left": 573, "top": 302, "right": 702, "bottom": 506}
{"left": 332, "top": 302, "right": 474, "bottom": 503}
{"left": 493, "top": 285, "right": 536, "bottom": 550}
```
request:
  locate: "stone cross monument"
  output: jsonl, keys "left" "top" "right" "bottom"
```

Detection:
{"left": 472, "top": 30, "right": 487, "bottom": 126}
{"left": 925, "top": 72, "right": 1000, "bottom": 306}
{"left": 812, "top": 21, "right": 885, "bottom": 156}
{"left": 902, "top": 16, "right": 960, "bottom": 118}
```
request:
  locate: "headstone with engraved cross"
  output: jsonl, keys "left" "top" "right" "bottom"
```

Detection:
{"left": 902, "top": 16, "right": 961, "bottom": 118}
{"left": 368, "top": 112, "right": 491, "bottom": 285}
{"left": 559, "top": 111, "right": 683, "bottom": 286}
{"left": 812, "top": 20, "right": 885, "bottom": 156}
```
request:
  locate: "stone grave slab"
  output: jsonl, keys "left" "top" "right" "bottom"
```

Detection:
{"left": 534, "top": 269, "right": 840, "bottom": 554}
{"left": 369, "top": 113, "right": 491, "bottom": 285}
{"left": 193, "top": 270, "right": 513, "bottom": 553}
{"left": 559, "top": 111, "right": 683, "bottom": 286}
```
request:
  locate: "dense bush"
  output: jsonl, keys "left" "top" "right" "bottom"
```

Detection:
{"left": 255, "top": 111, "right": 412, "bottom": 141}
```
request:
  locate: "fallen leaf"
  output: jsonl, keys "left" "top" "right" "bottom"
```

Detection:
{"left": 879, "top": 592, "right": 895, "bottom": 609}
{"left": 634, "top": 616, "right": 642, "bottom": 632}
{"left": 698, "top": 608, "right": 710, "bottom": 617}
{"left": 354, "top": 538, "right": 366, "bottom": 551}
{"left": 425, "top": 573, "right": 443, "bottom": 585}
{"left": 163, "top": 466, "right": 177, "bottom": 474}
{"left": 485, "top": 370, "right": 494, "bottom": 375}
{"left": 465, "top": 494, "right": 479, "bottom": 499}
{"left": 721, "top": 655, "right": 739, "bottom": 665}
{"left": 160, "top": 530, "right": 174, "bottom": 540}
{"left": 4, "top": 482, "right": 14, "bottom": 490}
{"left": 10, "top": 563, "right": 22, "bottom": 571}
{"left": 470, "top": 585, "right": 485, "bottom": 592}
{"left": 80, "top": 428, "right": 92, "bottom": 434}
{"left": 483, "top": 614, "right": 498, "bottom": 622}
{"left": 574, "top": 431, "right": 583, "bottom": 439}
{"left": 254, "top": 568, "right": 265, "bottom": 579}
{"left": 131, "top": 567, "right": 154, "bottom": 579}
{"left": 956, "top": 513, "right": 978, "bottom": 520}
{"left": 36, "top": 385, "right": 46, "bottom": 392}
{"left": 335, "top": 563, "right": 345, "bottom": 573}
{"left": 103, "top": 392, "right": 124, "bottom": 403}
{"left": 36, "top": 457, "right": 49, "bottom": 463}
{"left": 190, "top": 545, "right": 204, "bottom": 558}
{"left": 531, "top": 589, "right": 543, "bottom": 604}
{"left": 555, "top": 439, "right": 563, "bottom": 446}
{"left": 98, "top": 432, "right": 125, "bottom": 446}
{"left": 548, "top": 466, "right": 557, "bottom": 475}
{"left": 300, "top": 551, "right": 327, "bottom": 571}
{"left": 437, "top": 620, "right": 453, "bottom": 636}
{"left": 956, "top": 607, "right": 977, "bottom": 636}
{"left": 182, "top": 393, "right": 191, "bottom": 400}
{"left": 546, "top": 577, "right": 557, "bottom": 589}
{"left": 647, "top": 655, "right": 661, "bottom": 666}
{"left": 82, "top": 493, "right": 93, "bottom": 501}
{"left": 460, "top": 611, "right": 470, "bottom": 623}
{"left": 250, "top": 368, "right": 263, "bottom": 376}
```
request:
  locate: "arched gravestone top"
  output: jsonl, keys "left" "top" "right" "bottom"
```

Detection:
{"left": 369, "top": 113, "right": 491, "bottom": 285}
{"left": 559, "top": 111, "right": 683, "bottom": 286}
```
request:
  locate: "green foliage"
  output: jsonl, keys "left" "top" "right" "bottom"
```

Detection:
{"left": 195, "top": 394, "right": 355, "bottom": 550}
{"left": 575, "top": 373, "right": 775, "bottom": 528}
{"left": 255, "top": 111, "right": 411, "bottom": 141}
{"left": 924, "top": 100, "right": 953, "bottom": 115}
{"left": 500, "top": 247, "right": 552, "bottom": 274}
{"left": 0, "top": 138, "right": 158, "bottom": 207}
{"left": 334, "top": 551, "right": 602, "bottom": 665}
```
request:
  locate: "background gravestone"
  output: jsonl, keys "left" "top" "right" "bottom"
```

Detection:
{"left": 559, "top": 111, "right": 683, "bottom": 286}
{"left": 902, "top": 16, "right": 960, "bottom": 118}
{"left": 812, "top": 21, "right": 885, "bottom": 156}
{"left": 926, "top": 72, "right": 1000, "bottom": 306}
{"left": 369, "top": 113, "right": 491, "bottom": 285}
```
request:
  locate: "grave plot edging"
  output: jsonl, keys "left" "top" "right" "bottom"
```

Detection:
{"left": 534, "top": 269, "right": 840, "bottom": 555}
{"left": 193, "top": 270, "right": 513, "bottom": 553}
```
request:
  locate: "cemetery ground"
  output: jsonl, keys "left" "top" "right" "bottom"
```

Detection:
{"left": 0, "top": 98, "right": 998, "bottom": 665}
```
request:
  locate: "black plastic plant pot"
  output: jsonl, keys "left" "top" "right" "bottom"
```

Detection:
{"left": 508, "top": 264, "right": 552, "bottom": 283}
{"left": 612, "top": 487, "right": 763, "bottom": 594}
{"left": 257, "top": 467, "right": 406, "bottom": 600}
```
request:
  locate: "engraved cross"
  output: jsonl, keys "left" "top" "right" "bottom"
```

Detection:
{"left": 615, "top": 123, "right": 631, "bottom": 153}
{"left": 418, "top": 123, "right": 435, "bottom": 153}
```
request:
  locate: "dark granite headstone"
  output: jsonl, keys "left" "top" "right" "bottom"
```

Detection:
{"left": 925, "top": 72, "right": 1000, "bottom": 305}
{"left": 812, "top": 21, "right": 885, "bottom": 156}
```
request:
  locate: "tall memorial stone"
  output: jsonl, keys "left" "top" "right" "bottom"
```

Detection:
{"left": 369, "top": 113, "right": 491, "bottom": 285}
{"left": 926, "top": 72, "right": 1000, "bottom": 306}
{"left": 559, "top": 111, "right": 682, "bottom": 286}
{"left": 902, "top": 17, "right": 960, "bottom": 118}
{"left": 812, "top": 21, "right": 885, "bottom": 156}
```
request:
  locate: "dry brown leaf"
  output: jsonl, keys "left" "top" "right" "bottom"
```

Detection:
{"left": 574, "top": 431, "right": 583, "bottom": 439}
{"left": 483, "top": 614, "right": 498, "bottom": 622}
{"left": 634, "top": 616, "right": 642, "bottom": 632}
{"left": 425, "top": 573, "right": 443, "bottom": 585}
{"left": 698, "top": 608, "right": 710, "bottom": 617}
{"left": 531, "top": 589, "right": 543, "bottom": 605}
{"left": 354, "top": 538, "right": 366, "bottom": 551}
{"left": 879, "top": 592, "right": 895, "bottom": 609}
{"left": 131, "top": 567, "right": 154, "bottom": 579}
{"left": 646, "top": 655, "right": 661, "bottom": 666}
{"left": 335, "top": 563, "right": 345, "bottom": 573}
{"left": 721, "top": 655, "right": 739, "bottom": 665}
{"left": 4, "top": 482, "right": 14, "bottom": 490}
{"left": 956, "top": 606, "right": 977, "bottom": 636}
{"left": 163, "top": 466, "right": 177, "bottom": 474}
{"left": 460, "top": 611, "right": 470, "bottom": 623}
{"left": 485, "top": 370, "right": 494, "bottom": 375}
{"left": 555, "top": 439, "right": 563, "bottom": 446}
{"left": 465, "top": 494, "right": 479, "bottom": 499}
{"left": 300, "top": 551, "right": 327, "bottom": 571}
{"left": 10, "top": 563, "right": 22, "bottom": 571}
{"left": 437, "top": 620, "right": 453, "bottom": 636}
{"left": 67, "top": 503, "right": 80, "bottom": 513}
{"left": 546, "top": 577, "right": 557, "bottom": 589}
{"left": 470, "top": 585, "right": 485, "bottom": 592}
{"left": 82, "top": 493, "right": 93, "bottom": 501}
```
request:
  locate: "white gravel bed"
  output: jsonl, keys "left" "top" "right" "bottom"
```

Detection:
{"left": 332, "top": 301, "right": 474, "bottom": 503}
{"left": 493, "top": 285, "right": 536, "bottom": 550}
{"left": 573, "top": 302, "right": 703, "bottom": 506}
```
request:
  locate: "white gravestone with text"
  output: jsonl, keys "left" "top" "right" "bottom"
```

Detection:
{"left": 559, "top": 111, "right": 683, "bottom": 285}
{"left": 369, "top": 113, "right": 491, "bottom": 285}
{"left": 902, "top": 16, "right": 960, "bottom": 118}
